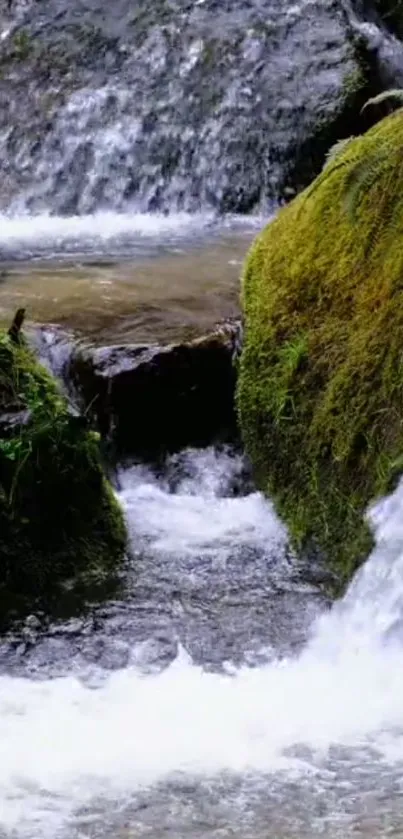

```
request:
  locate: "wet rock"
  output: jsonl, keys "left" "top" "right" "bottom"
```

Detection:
{"left": 68, "top": 320, "right": 241, "bottom": 457}
{"left": 369, "top": 0, "right": 403, "bottom": 39}
{"left": 81, "top": 636, "right": 130, "bottom": 670}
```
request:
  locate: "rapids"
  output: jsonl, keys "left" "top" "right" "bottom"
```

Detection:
{"left": 1, "top": 448, "right": 403, "bottom": 838}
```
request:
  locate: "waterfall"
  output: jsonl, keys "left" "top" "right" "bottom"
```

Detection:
{"left": 0, "top": 0, "right": 373, "bottom": 218}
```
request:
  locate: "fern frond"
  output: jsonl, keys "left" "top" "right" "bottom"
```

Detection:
{"left": 361, "top": 88, "right": 403, "bottom": 114}
{"left": 362, "top": 154, "right": 403, "bottom": 256}
{"left": 322, "top": 137, "right": 356, "bottom": 171}
{"left": 342, "top": 150, "right": 388, "bottom": 221}
{"left": 300, "top": 140, "right": 360, "bottom": 214}
{"left": 298, "top": 158, "right": 353, "bottom": 217}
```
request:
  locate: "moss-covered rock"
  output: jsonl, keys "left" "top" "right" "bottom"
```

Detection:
{"left": 0, "top": 328, "right": 127, "bottom": 601}
{"left": 237, "top": 110, "right": 403, "bottom": 587}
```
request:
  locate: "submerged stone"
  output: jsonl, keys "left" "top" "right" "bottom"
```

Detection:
{"left": 0, "top": 328, "right": 127, "bottom": 606}
{"left": 237, "top": 110, "right": 403, "bottom": 585}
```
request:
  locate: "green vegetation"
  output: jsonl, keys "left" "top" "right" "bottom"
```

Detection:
{"left": 12, "top": 30, "right": 33, "bottom": 61}
{"left": 0, "top": 328, "right": 127, "bottom": 601}
{"left": 237, "top": 110, "right": 403, "bottom": 587}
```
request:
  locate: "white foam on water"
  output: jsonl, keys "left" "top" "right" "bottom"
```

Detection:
{"left": 0, "top": 210, "right": 266, "bottom": 262}
{"left": 0, "top": 211, "right": 215, "bottom": 254}
{"left": 118, "top": 448, "right": 287, "bottom": 558}
{"left": 3, "top": 453, "right": 403, "bottom": 836}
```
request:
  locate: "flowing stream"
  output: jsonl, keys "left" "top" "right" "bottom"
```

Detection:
{"left": 2, "top": 2, "right": 403, "bottom": 837}
{"left": 0, "top": 212, "right": 260, "bottom": 343}
{"left": 2, "top": 447, "right": 403, "bottom": 838}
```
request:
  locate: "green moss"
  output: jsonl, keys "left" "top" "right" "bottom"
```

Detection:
{"left": 0, "top": 330, "right": 127, "bottom": 600}
{"left": 237, "top": 109, "right": 403, "bottom": 587}
{"left": 12, "top": 30, "right": 33, "bottom": 61}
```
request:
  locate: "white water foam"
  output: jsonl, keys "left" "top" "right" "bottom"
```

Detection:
{"left": 118, "top": 448, "right": 288, "bottom": 560}
{"left": 0, "top": 210, "right": 266, "bottom": 262}
{"left": 0, "top": 211, "right": 216, "bottom": 260}
{"left": 3, "top": 455, "right": 403, "bottom": 836}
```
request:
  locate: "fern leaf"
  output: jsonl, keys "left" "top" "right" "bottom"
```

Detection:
{"left": 361, "top": 88, "right": 403, "bottom": 114}
{"left": 342, "top": 150, "right": 388, "bottom": 221}
{"left": 299, "top": 158, "right": 353, "bottom": 215}
{"left": 322, "top": 136, "right": 356, "bottom": 171}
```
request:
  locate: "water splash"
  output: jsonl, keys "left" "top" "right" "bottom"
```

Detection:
{"left": 2, "top": 452, "right": 403, "bottom": 835}
{"left": 0, "top": 210, "right": 217, "bottom": 261}
{"left": 119, "top": 448, "right": 288, "bottom": 560}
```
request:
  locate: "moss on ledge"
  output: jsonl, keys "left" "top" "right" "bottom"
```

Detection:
{"left": 237, "top": 110, "right": 403, "bottom": 586}
{"left": 0, "top": 329, "right": 127, "bottom": 600}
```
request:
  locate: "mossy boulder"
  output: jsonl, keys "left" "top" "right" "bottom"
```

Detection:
{"left": 0, "top": 328, "right": 127, "bottom": 603}
{"left": 237, "top": 110, "right": 403, "bottom": 586}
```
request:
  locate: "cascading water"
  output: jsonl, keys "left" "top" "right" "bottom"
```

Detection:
{"left": 0, "top": 0, "right": 387, "bottom": 224}
{"left": 0, "top": 0, "right": 400, "bottom": 265}
{"left": 0, "top": 0, "right": 401, "bottom": 264}
{"left": 2, "top": 446, "right": 403, "bottom": 839}
{"left": 2, "top": 3, "right": 403, "bottom": 837}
